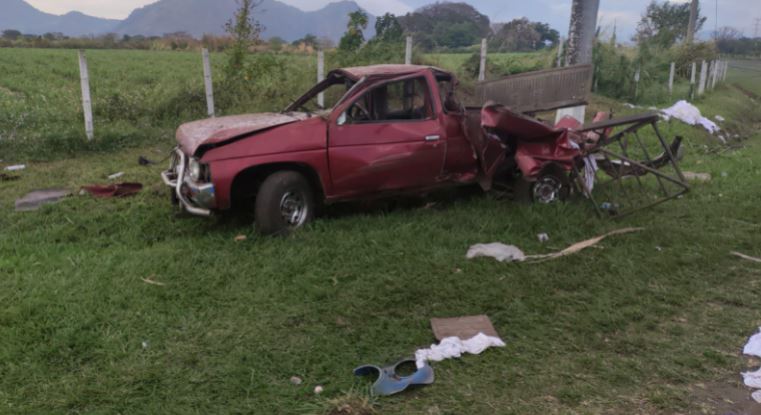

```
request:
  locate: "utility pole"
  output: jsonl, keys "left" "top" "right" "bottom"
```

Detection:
{"left": 556, "top": 0, "right": 600, "bottom": 123}
{"left": 686, "top": 0, "right": 699, "bottom": 44}
{"left": 754, "top": 18, "right": 761, "bottom": 38}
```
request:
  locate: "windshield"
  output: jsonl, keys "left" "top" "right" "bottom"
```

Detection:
{"left": 284, "top": 73, "right": 356, "bottom": 114}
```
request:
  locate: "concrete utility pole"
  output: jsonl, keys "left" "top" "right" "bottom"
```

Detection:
{"left": 686, "top": 0, "right": 699, "bottom": 44}
{"left": 754, "top": 18, "right": 761, "bottom": 38}
{"left": 557, "top": 0, "right": 599, "bottom": 123}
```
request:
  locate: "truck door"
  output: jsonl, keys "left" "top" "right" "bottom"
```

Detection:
{"left": 327, "top": 75, "right": 447, "bottom": 198}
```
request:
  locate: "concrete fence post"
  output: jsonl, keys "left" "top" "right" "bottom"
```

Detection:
{"left": 668, "top": 62, "right": 675, "bottom": 96}
{"left": 201, "top": 48, "right": 215, "bottom": 118}
{"left": 317, "top": 51, "right": 325, "bottom": 108}
{"left": 634, "top": 66, "right": 641, "bottom": 100}
{"left": 698, "top": 60, "right": 707, "bottom": 96}
{"left": 690, "top": 61, "right": 696, "bottom": 100}
{"left": 405, "top": 36, "right": 412, "bottom": 65}
{"left": 557, "top": 37, "right": 565, "bottom": 67}
{"left": 478, "top": 38, "right": 487, "bottom": 82}
{"left": 77, "top": 50, "right": 94, "bottom": 141}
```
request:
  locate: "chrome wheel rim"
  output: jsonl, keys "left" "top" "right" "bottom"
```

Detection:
{"left": 280, "top": 191, "right": 308, "bottom": 227}
{"left": 533, "top": 176, "right": 563, "bottom": 204}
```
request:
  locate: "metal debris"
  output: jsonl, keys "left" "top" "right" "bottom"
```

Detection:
{"left": 15, "top": 189, "right": 71, "bottom": 212}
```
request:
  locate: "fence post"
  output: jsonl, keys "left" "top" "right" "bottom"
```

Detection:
{"left": 478, "top": 38, "right": 487, "bottom": 82}
{"left": 723, "top": 61, "right": 728, "bottom": 81}
{"left": 668, "top": 62, "right": 675, "bottom": 96}
{"left": 201, "top": 48, "right": 215, "bottom": 118}
{"left": 711, "top": 60, "right": 718, "bottom": 89}
{"left": 634, "top": 66, "right": 641, "bottom": 101}
{"left": 698, "top": 60, "right": 707, "bottom": 96}
{"left": 405, "top": 36, "right": 412, "bottom": 65}
{"left": 317, "top": 50, "right": 325, "bottom": 108}
{"left": 690, "top": 61, "right": 696, "bottom": 100}
{"left": 77, "top": 50, "right": 94, "bottom": 141}
{"left": 556, "top": 37, "right": 565, "bottom": 67}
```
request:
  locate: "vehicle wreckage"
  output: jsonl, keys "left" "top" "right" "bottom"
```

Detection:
{"left": 162, "top": 64, "right": 688, "bottom": 234}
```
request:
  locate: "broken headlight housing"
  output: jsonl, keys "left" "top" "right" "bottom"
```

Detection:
{"left": 188, "top": 157, "right": 207, "bottom": 182}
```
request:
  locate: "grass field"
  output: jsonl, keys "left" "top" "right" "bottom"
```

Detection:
{"left": 1, "top": 49, "right": 761, "bottom": 414}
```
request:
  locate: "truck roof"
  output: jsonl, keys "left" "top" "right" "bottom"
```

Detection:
{"left": 335, "top": 64, "right": 450, "bottom": 81}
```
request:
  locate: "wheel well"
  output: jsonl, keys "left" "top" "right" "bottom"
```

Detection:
{"left": 230, "top": 163, "right": 325, "bottom": 209}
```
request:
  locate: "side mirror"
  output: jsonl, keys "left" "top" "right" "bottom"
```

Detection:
{"left": 337, "top": 112, "right": 347, "bottom": 126}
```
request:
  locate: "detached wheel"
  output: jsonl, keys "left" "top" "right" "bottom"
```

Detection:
{"left": 531, "top": 170, "right": 570, "bottom": 204}
{"left": 255, "top": 171, "right": 314, "bottom": 235}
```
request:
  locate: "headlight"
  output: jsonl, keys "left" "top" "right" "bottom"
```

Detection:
{"left": 188, "top": 158, "right": 204, "bottom": 182}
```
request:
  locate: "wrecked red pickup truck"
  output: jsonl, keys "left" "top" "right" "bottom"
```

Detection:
{"left": 162, "top": 64, "right": 587, "bottom": 234}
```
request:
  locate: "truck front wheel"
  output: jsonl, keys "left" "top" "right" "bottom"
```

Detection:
{"left": 255, "top": 171, "right": 315, "bottom": 235}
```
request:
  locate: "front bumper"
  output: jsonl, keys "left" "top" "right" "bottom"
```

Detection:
{"left": 161, "top": 148, "right": 216, "bottom": 216}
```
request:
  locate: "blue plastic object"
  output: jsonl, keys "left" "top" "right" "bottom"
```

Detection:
{"left": 353, "top": 359, "right": 434, "bottom": 396}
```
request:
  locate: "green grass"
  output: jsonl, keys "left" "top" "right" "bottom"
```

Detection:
{"left": 1, "top": 52, "right": 761, "bottom": 414}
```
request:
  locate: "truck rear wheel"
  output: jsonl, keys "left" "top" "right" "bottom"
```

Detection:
{"left": 255, "top": 171, "right": 314, "bottom": 236}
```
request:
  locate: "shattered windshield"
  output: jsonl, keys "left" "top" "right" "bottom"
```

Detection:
{"left": 285, "top": 74, "right": 356, "bottom": 114}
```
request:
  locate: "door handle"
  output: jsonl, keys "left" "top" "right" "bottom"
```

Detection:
{"left": 425, "top": 135, "right": 441, "bottom": 142}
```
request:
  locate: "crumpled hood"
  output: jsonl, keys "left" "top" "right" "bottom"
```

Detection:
{"left": 176, "top": 112, "right": 308, "bottom": 155}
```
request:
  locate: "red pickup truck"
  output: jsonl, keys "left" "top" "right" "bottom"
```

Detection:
{"left": 162, "top": 64, "right": 576, "bottom": 234}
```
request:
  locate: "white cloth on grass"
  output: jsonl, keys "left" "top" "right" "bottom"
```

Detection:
{"left": 743, "top": 367, "right": 761, "bottom": 389}
{"left": 466, "top": 243, "right": 525, "bottom": 262}
{"left": 660, "top": 100, "right": 719, "bottom": 134}
{"left": 744, "top": 327, "right": 761, "bottom": 358}
{"left": 415, "top": 332, "right": 506, "bottom": 368}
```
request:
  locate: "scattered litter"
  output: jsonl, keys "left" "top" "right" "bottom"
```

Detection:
{"left": 108, "top": 172, "right": 125, "bottom": 180}
{"left": 415, "top": 333, "right": 505, "bottom": 368}
{"left": 655, "top": 246, "right": 663, "bottom": 252}
{"left": 715, "top": 115, "right": 726, "bottom": 122}
{"left": 624, "top": 103, "right": 638, "bottom": 108}
{"left": 753, "top": 390, "right": 761, "bottom": 404}
{"left": 82, "top": 183, "right": 143, "bottom": 198}
{"left": 355, "top": 359, "right": 434, "bottom": 396}
{"left": 732, "top": 252, "right": 761, "bottom": 264}
{"left": 467, "top": 228, "right": 644, "bottom": 263}
{"left": 0, "top": 173, "right": 20, "bottom": 182}
{"left": 15, "top": 188, "right": 71, "bottom": 212}
{"left": 682, "top": 172, "right": 712, "bottom": 182}
{"left": 660, "top": 100, "right": 719, "bottom": 134}
{"left": 138, "top": 156, "right": 156, "bottom": 166}
{"left": 141, "top": 277, "right": 166, "bottom": 286}
{"left": 721, "top": 171, "right": 728, "bottom": 178}
{"left": 431, "top": 315, "right": 500, "bottom": 341}
{"left": 141, "top": 340, "right": 149, "bottom": 349}
{"left": 314, "top": 385, "right": 324, "bottom": 395}
{"left": 466, "top": 243, "right": 525, "bottom": 262}
{"left": 234, "top": 235, "right": 247, "bottom": 242}
{"left": 537, "top": 233, "right": 550, "bottom": 243}
{"left": 4, "top": 164, "right": 26, "bottom": 172}
{"left": 289, "top": 376, "right": 303, "bottom": 385}
{"left": 600, "top": 202, "right": 619, "bottom": 215}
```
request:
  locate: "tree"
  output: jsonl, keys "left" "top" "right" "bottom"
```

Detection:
{"left": 339, "top": 10, "right": 368, "bottom": 52}
{"left": 292, "top": 34, "right": 318, "bottom": 47}
{"left": 373, "top": 13, "right": 403, "bottom": 43}
{"left": 490, "top": 18, "right": 559, "bottom": 52}
{"left": 224, "top": 0, "right": 263, "bottom": 75}
{"left": 399, "top": 2, "right": 490, "bottom": 50}
{"left": 635, "top": 0, "right": 706, "bottom": 47}
{"left": 2, "top": 30, "right": 22, "bottom": 40}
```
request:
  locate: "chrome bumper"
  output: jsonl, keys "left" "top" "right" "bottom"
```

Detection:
{"left": 161, "top": 148, "right": 215, "bottom": 217}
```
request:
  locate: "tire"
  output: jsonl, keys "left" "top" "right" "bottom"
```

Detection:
{"left": 530, "top": 169, "right": 571, "bottom": 204}
{"left": 254, "top": 171, "right": 315, "bottom": 236}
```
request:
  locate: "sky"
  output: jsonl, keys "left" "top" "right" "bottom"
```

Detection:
{"left": 24, "top": 0, "right": 760, "bottom": 40}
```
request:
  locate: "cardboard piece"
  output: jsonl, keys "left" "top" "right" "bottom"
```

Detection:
{"left": 430, "top": 315, "right": 499, "bottom": 341}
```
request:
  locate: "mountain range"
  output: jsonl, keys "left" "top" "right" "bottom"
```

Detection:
{"left": 0, "top": 0, "right": 376, "bottom": 42}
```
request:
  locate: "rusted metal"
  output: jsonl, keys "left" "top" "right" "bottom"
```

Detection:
{"left": 472, "top": 64, "right": 594, "bottom": 113}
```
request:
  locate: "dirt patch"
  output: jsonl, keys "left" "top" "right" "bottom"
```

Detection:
{"left": 692, "top": 381, "right": 761, "bottom": 415}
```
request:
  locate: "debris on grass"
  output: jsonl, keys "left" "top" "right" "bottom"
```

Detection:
{"left": 682, "top": 172, "right": 712, "bottom": 182}
{"left": 732, "top": 252, "right": 761, "bottom": 264}
{"left": 4, "top": 164, "right": 26, "bottom": 172}
{"left": 107, "top": 172, "right": 125, "bottom": 180}
{"left": 430, "top": 315, "right": 500, "bottom": 341}
{"left": 415, "top": 333, "right": 505, "bottom": 368}
{"left": 15, "top": 188, "right": 71, "bottom": 212}
{"left": 234, "top": 235, "right": 247, "bottom": 242}
{"left": 138, "top": 156, "right": 156, "bottom": 166}
{"left": 290, "top": 376, "right": 303, "bottom": 385}
{"left": 82, "top": 183, "right": 143, "bottom": 198}
{"left": 753, "top": 390, "right": 761, "bottom": 404}
{"left": 141, "top": 277, "right": 166, "bottom": 286}
{"left": 141, "top": 340, "right": 149, "bottom": 349}
{"left": 467, "top": 228, "right": 644, "bottom": 263}
{"left": 314, "top": 385, "right": 324, "bottom": 394}
{"left": 715, "top": 115, "right": 726, "bottom": 122}
{"left": 537, "top": 233, "right": 550, "bottom": 243}
{"left": 660, "top": 100, "right": 720, "bottom": 134}
{"left": 0, "top": 173, "right": 20, "bottom": 182}
{"left": 354, "top": 359, "right": 434, "bottom": 396}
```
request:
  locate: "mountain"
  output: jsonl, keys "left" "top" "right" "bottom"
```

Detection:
{"left": 0, "top": 0, "right": 119, "bottom": 36}
{"left": 114, "top": 0, "right": 376, "bottom": 42}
